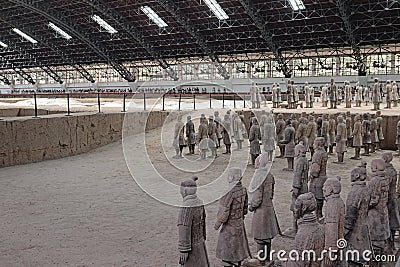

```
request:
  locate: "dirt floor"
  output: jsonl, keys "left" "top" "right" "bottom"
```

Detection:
{"left": 1, "top": 110, "right": 400, "bottom": 266}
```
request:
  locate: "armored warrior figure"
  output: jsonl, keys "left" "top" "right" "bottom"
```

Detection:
{"left": 208, "top": 116, "right": 218, "bottom": 158}
{"left": 361, "top": 113, "right": 371, "bottom": 156}
{"left": 280, "top": 119, "right": 296, "bottom": 171}
{"left": 262, "top": 114, "right": 276, "bottom": 162}
{"left": 250, "top": 82, "right": 261, "bottom": 109}
{"left": 364, "top": 86, "right": 370, "bottom": 106}
{"left": 291, "top": 114, "right": 299, "bottom": 132}
{"left": 276, "top": 114, "right": 286, "bottom": 158}
{"left": 287, "top": 80, "right": 294, "bottom": 109}
{"left": 382, "top": 152, "right": 400, "bottom": 250}
{"left": 306, "top": 115, "right": 317, "bottom": 158}
{"left": 276, "top": 84, "right": 282, "bottom": 107}
{"left": 355, "top": 82, "right": 362, "bottom": 107}
{"left": 305, "top": 82, "right": 311, "bottom": 108}
{"left": 328, "top": 114, "right": 336, "bottom": 154}
{"left": 290, "top": 143, "right": 309, "bottom": 232}
{"left": 321, "top": 114, "right": 330, "bottom": 152}
{"left": 233, "top": 113, "right": 244, "bottom": 150}
{"left": 392, "top": 81, "right": 399, "bottom": 107}
{"left": 186, "top": 116, "right": 196, "bottom": 155}
{"left": 293, "top": 83, "right": 299, "bottom": 108}
{"left": 370, "top": 113, "right": 379, "bottom": 153}
{"left": 321, "top": 84, "right": 328, "bottom": 107}
{"left": 178, "top": 177, "right": 210, "bottom": 267}
{"left": 345, "top": 111, "right": 353, "bottom": 147}
{"left": 226, "top": 110, "right": 234, "bottom": 143}
{"left": 215, "top": 167, "right": 250, "bottom": 267}
{"left": 292, "top": 193, "right": 325, "bottom": 267}
{"left": 249, "top": 117, "right": 262, "bottom": 166}
{"left": 372, "top": 78, "right": 381, "bottom": 110}
{"left": 296, "top": 117, "right": 308, "bottom": 147}
{"left": 316, "top": 115, "right": 323, "bottom": 137}
{"left": 345, "top": 81, "right": 352, "bottom": 108}
{"left": 198, "top": 114, "right": 209, "bottom": 160}
{"left": 248, "top": 153, "right": 280, "bottom": 266}
{"left": 351, "top": 115, "right": 363, "bottom": 160}
{"left": 173, "top": 114, "right": 185, "bottom": 159}
{"left": 376, "top": 111, "right": 384, "bottom": 150}
{"left": 397, "top": 115, "right": 400, "bottom": 156}
{"left": 334, "top": 115, "right": 347, "bottom": 163}
{"left": 329, "top": 78, "right": 338, "bottom": 109}
{"left": 323, "top": 177, "right": 345, "bottom": 267}
{"left": 214, "top": 111, "right": 223, "bottom": 148}
{"left": 344, "top": 166, "right": 372, "bottom": 267}
{"left": 272, "top": 83, "right": 279, "bottom": 108}
{"left": 309, "top": 86, "right": 315, "bottom": 108}
{"left": 368, "top": 159, "right": 390, "bottom": 267}
{"left": 385, "top": 80, "right": 392, "bottom": 109}
{"left": 222, "top": 114, "right": 232, "bottom": 154}
{"left": 309, "top": 137, "right": 328, "bottom": 220}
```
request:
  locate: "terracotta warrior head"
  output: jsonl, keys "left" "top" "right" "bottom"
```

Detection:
{"left": 314, "top": 137, "right": 325, "bottom": 149}
{"left": 323, "top": 177, "right": 342, "bottom": 197}
{"left": 277, "top": 113, "right": 284, "bottom": 120}
{"left": 354, "top": 114, "right": 361, "bottom": 121}
{"left": 382, "top": 152, "right": 393, "bottom": 164}
{"left": 286, "top": 119, "right": 292, "bottom": 126}
{"left": 363, "top": 113, "right": 369, "bottom": 120}
{"left": 387, "top": 80, "right": 391, "bottom": 84}
{"left": 294, "top": 192, "right": 317, "bottom": 219}
{"left": 214, "top": 111, "right": 219, "bottom": 117}
{"left": 308, "top": 115, "right": 315, "bottom": 122}
{"left": 177, "top": 114, "right": 182, "bottom": 122}
{"left": 180, "top": 176, "right": 198, "bottom": 198}
{"left": 337, "top": 115, "right": 344, "bottom": 124}
{"left": 228, "top": 167, "right": 242, "bottom": 185}
{"left": 295, "top": 143, "right": 306, "bottom": 157}
{"left": 371, "top": 158, "right": 386, "bottom": 172}
{"left": 323, "top": 114, "right": 328, "bottom": 120}
{"left": 351, "top": 166, "right": 367, "bottom": 182}
{"left": 376, "top": 110, "right": 381, "bottom": 117}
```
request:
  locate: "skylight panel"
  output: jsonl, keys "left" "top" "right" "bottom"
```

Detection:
{"left": 48, "top": 22, "right": 72, "bottom": 40}
{"left": 203, "top": 0, "right": 229, "bottom": 20}
{"left": 0, "top": 41, "right": 8, "bottom": 48}
{"left": 140, "top": 6, "right": 168, "bottom": 28}
{"left": 91, "top": 15, "right": 118, "bottom": 34}
{"left": 12, "top": 28, "right": 38, "bottom": 44}
{"left": 288, "top": 0, "right": 306, "bottom": 11}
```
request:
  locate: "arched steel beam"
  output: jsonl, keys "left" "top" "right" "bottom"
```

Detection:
{"left": 155, "top": 0, "right": 230, "bottom": 80}
{"left": 9, "top": 0, "right": 136, "bottom": 82}
{"left": 237, "top": 0, "right": 292, "bottom": 78}
{"left": 82, "top": 0, "right": 178, "bottom": 81}
{"left": 336, "top": 0, "right": 366, "bottom": 76}
{"left": 13, "top": 67, "right": 35, "bottom": 84}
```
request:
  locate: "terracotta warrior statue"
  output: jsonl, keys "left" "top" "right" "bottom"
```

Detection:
{"left": 280, "top": 119, "right": 296, "bottom": 171}
{"left": 222, "top": 114, "right": 232, "bottom": 154}
{"left": 293, "top": 83, "right": 299, "bottom": 108}
{"left": 290, "top": 143, "right": 309, "bottom": 232}
{"left": 233, "top": 113, "right": 244, "bottom": 150}
{"left": 392, "top": 81, "right": 399, "bottom": 107}
{"left": 376, "top": 111, "right": 384, "bottom": 151}
{"left": 345, "top": 81, "right": 352, "bottom": 108}
{"left": 345, "top": 111, "right": 353, "bottom": 147}
{"left": 309, "top": 137, "right": 328, "bottom": 220}
{"left": 248, "top": 153, "right": 280, "bottom": 265}
{"left": 344, "top": 165, "right": 372, "bottom": 267}
{"left": 355, "top": 82, "right": 362, "bottom": 107}
{"left": 208, "top": 115, "right": 218, "bottom": 158}
{"left": 368, "top": 158, "right": 390, "bottom": 267}
{"left": 329, "top": 78, "right": 338, "bottom": 109}
{"left": 323, "top": 177, "right": 345, "bottom": 267}
{"left": 372, "top": 78, "right": 381, "bottom": 110}
{"left": 370, "top": 113, "right": 378, "bottom": 153}
{"left": 214, "top": 111, "right": 223, "bottom": 148}
{"left": 250, "top": 82, "right": 261, "bottom": 109}
{"left": 186, "top": 116, "right": 196, "bottom": 155}
{"left": 306, "top": 115, "right": 317, "bottom": 159}
{"left": 173, "top": 114, "right": 185, "bottom": 159}
{"left": 397, "top": 115, "right": 400, "bottom": 156}
{"left": 178, "top": 177, "right": 210, "bottom": 267}
{"left": 198, "top": 114, "right": 209, "bottom": 160}
{"left": 249, "top": 117, "right": 262, "bottom": 166}
{"left": 305, "top": 82, "right": 311, "bottom": 108}
{"left": 328, "top": 114, "right": 336, "bottom": 154}
{"left": 321, "top": 114, "right": 330, "bottom": 152}
{"left": 287, "top": 80, "right": 294, "bottom": 109}
{"left": 321, "top": 84, "right": 328, "bottom": 107}
{"left": 215, "top": 167, "right": 250, "bottom": 267}
{"left": 272, "top": 83, "right": 279, "bottom": 108}
{"left": 385, "top": 80, "right": 392, "bottom": 109}
{"left": 334, "top": 115, "right": 347, "bottom": 164}
{"left": 361, "top": 113, "right": 371, "bottom": 156}
{"left": 296, "top": 117, "right": 308, "bottom": 147}
{"left": 262, "top": 114, "right": 276, "bottom": 162}
{"left": 382, "top": 152, "right": 400, "bottom": 250}
{"left": 291, "top": 113, "right": 299, "bottom": 133}
{"left": 364, "top": 86, "right": 370, "bottom": 106}
{"left": 351, "top": 115, "right": 362, "bottom": 160}
{"left": 276, "top": 113, "right": 286, "bottom": 158}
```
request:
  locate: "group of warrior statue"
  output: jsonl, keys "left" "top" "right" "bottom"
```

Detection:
{"left": 176, "top": 108, "right": 400, "bottom": 267}
{"left": 270, "top": 78, "right": 400, "bottom": 110}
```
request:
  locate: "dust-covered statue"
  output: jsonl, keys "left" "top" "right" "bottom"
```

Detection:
{"left": 350, "top": 114, "right": 363, "bottom": 160}
{"left": 280, "top": 119, "right": 296, "bottom": 171}
{"left": 173, "top": 114, "right": 185, "bottom": 159}
{"left": 249, "top": 117, "right": 262, "bottom": 166}
{"left": 186, "top": 116, "right": 196, "bottom": 155}
{"left": 334, "top": 115, "right": 347, "bottom": 163}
